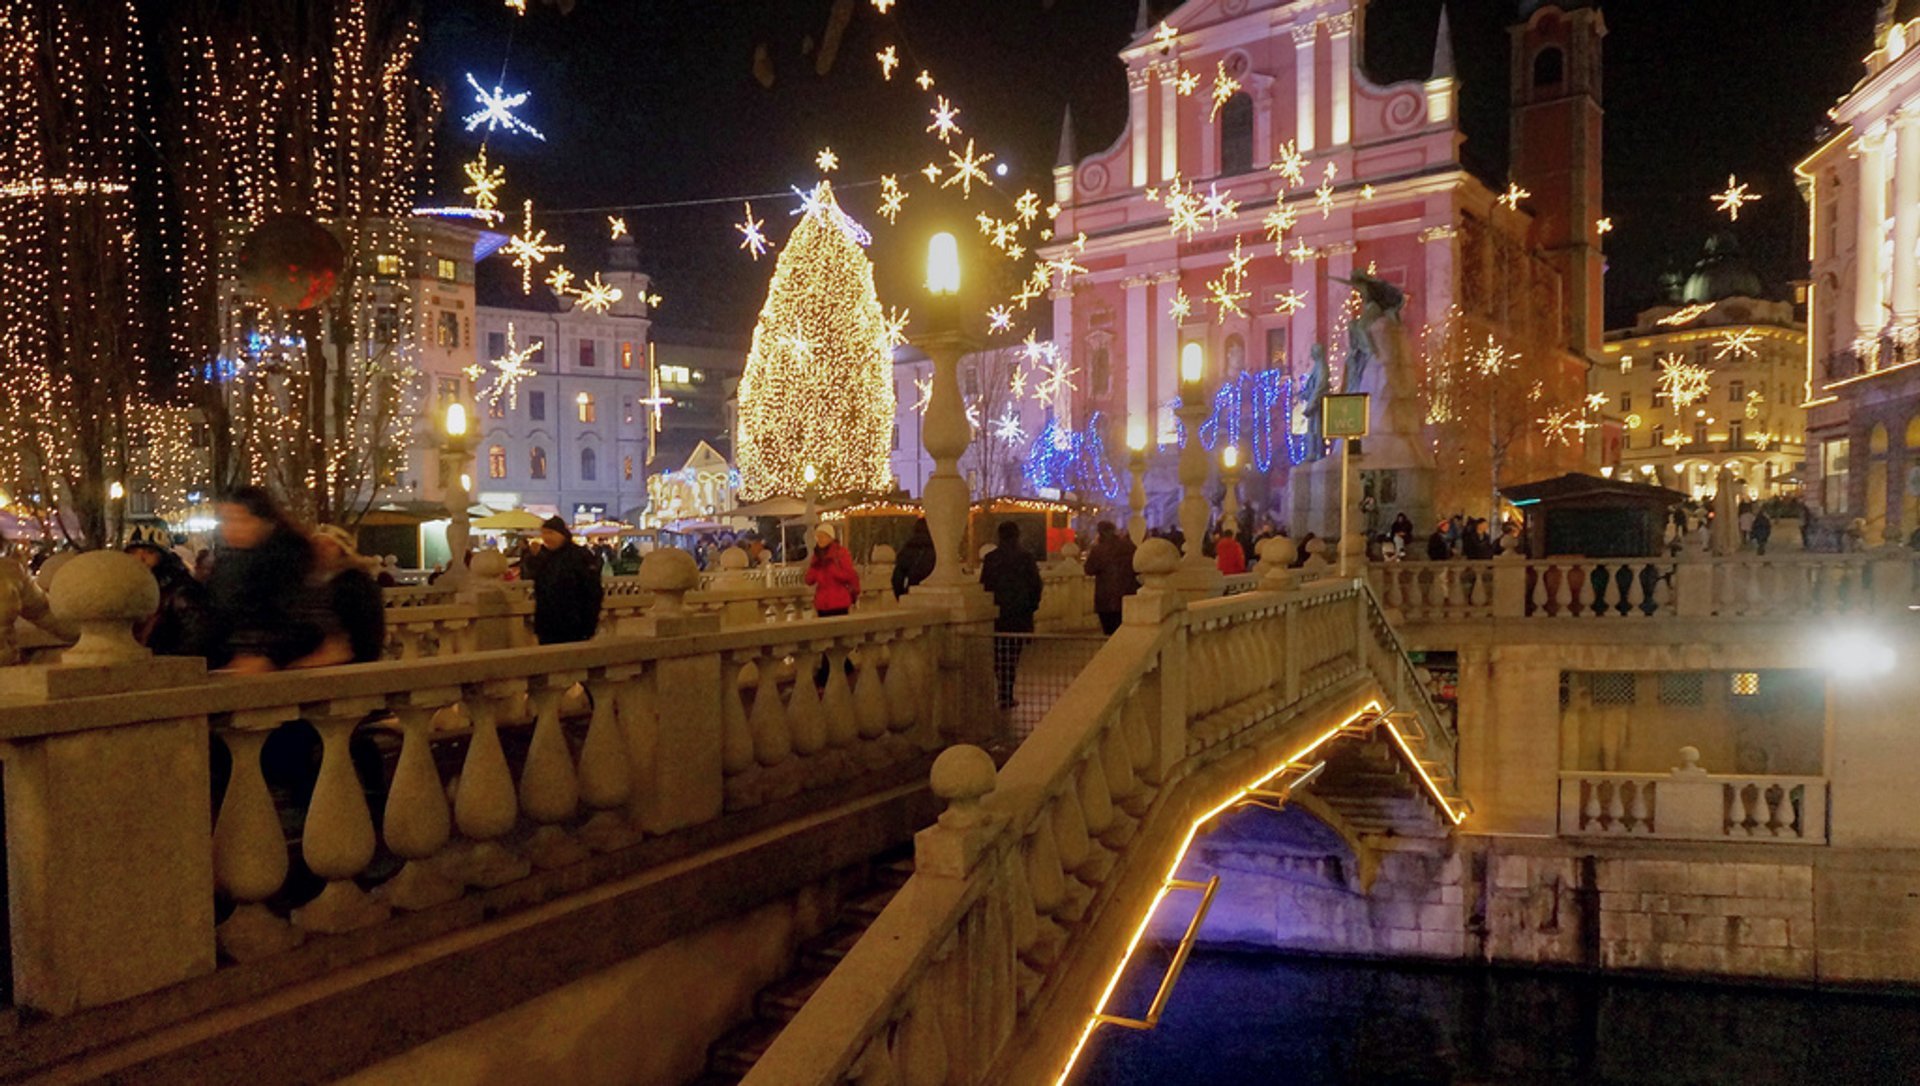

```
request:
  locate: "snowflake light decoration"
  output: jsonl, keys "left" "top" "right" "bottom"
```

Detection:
{"left": 1472, "top": 336, "right": 1509, "bottom": 376}
{"left": 546, "top": 265, "right": 576, "bottom": 295}
{"left": 911, "top": 376, "right": 933, "bottom": 415}
{"left": 1745, "top": 389, "right": 1765, "bottom": 420}
{"left": 1287, "top": 237, "right": 1317, "bottom": 264}
{"left": 1169, "top": 289, "right": 1192, "bottom": 321}
{"left": 1498, "top": 181, "right": 1530, "bottom": 209}
{"left": 880, "top": 306, "right": 912, "bottom": 349}
{"left": 877, "top": 175, "right": 907, "bottom": 223}
{"left": 815, "top": 147, "right": 840, "bottom": 172}
{"left": 1596, "top": 217, "right": 1614, "bottom": 235}
{"left": 462, "top": 148, "right": 506, "bottom": 213}
{"left": 1314, "top": 176, "right": 1335, "bottom": 218}
{"left": 1199, "top": 183, "right": 1240, "bottom": 225}
{"left": 1161, "top": 175, "right": 1205, "bottom": 241}
{"left": 920, "top": 162, "right": 942, "bottom": 184}
{"left": 927, "top": 96, "right": 962, "bottom": 143}
{"left": 872, "top": 0, "right": 895, "bottom": 12}
{"left": 1209, "top": 60, "right": 1241, "bottom": 122}
{"left": 1712, "top": 175, "right": 1761, "bottom": 222}
{"left": 608, "top": 215, "right": 628, "bottom": 239}
{"left": 1271, "top": 141, "right": 1306, "bottom": 187}
{"left": 1539, "top": 408, "right": 1579, "bottom": 447}
{"left": 1014, "top": 190, "right": 1043, "bottom": 225}
{"left": 1154, "top": 20, "right": 1179, "bottom": 47}
{"left": 1263, "top": 203, "right": 1297, "bottom": 251}
{"left": 480, "top": 322, "right": 542, "bottom": 409}
{"left": 1657, "top": 353, "right": 1713, "bottom": 408}
{"left": 463, "top": 74, "right": 545, "bottom": 141}
{"left": 1274, "top": 289, "right": 1306, "bottom": 315}
{"left": 1008, "top": 366, "right": 1028, "bottom": 399}
{"left": 1036, "top": 353, "right": 1079, "bottom": 403}
{"left": 573, "top": 272, "right": 623, "bottom": 314}
{"left": 1715, "top": 328, "right": 1761, "bottom": 361}
{"left": 877, "top": 45, "right": 899, "bottom": 80}
{"left": 990, "top": 409, "right": 1026, "bottom": 442}
{"left": 736, "top": 202, "right": 771, "bottom": 259}
{"left": 1205, "top": 235, "right": 1252, "bottom": 321}
{"left": 505, "top": 200, "right": 563, "bottom": 293}
{"left": 1585, "top": 391, "right": 1610, "bottom": 412}
{"left": 941, "top": 139, "right": 996, "bottom": 197}
{"left": 1044, "top": 235, "right": 1088, "bottom": 290}
{"left": 987, "top": 305, "right": 1013, "bottom": 333}
{"left": 915, "top": 70, "right": 934, "bottom": 91}
{"left": 1176, "top": 69, "right": 1200, "bottom": 96}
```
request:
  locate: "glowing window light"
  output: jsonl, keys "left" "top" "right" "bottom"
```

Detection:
{"left": 1180, "top": 342, "right": 1204, "bottom": 384}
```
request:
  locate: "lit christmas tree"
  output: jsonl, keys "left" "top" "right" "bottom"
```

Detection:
{"left": 736, "top": 182, "right": 897, "bottom": 500}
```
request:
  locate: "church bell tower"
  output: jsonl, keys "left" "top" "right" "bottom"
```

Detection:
{"left": 1509, "top": 0, "right": 1607, "bottom": 363}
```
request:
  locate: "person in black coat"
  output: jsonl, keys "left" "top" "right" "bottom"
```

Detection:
{"left": 125, "top": 542, "right": 210, "bottom": 658}
{"left": 1426, "top": 523, "right": 1452, "bottom": 561}
{"left": 1083, "top": 520, "right": 1139, "bottom": 635}
{"left": 980, "top": 520, "right": 1044, "bottom": 709}
{"left": 891, "top": 518, "right": 937, "bottom": 599}
{"left": 529, "top": 516, "right": 604, "bottom": 644}
{"left": 207, "top": 487, "right": 313, "bottom": 672}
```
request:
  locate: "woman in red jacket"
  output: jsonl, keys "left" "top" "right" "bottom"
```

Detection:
{"left": 804, "top": 525, "right": 861, "bottom": 616}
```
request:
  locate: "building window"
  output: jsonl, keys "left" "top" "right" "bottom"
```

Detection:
{"left": 1693, "top": 422, "right": 1707, "bottom": 445}
{"left": 1091, "top": 346, "right": 1112, "bottom": 397}
{"left": 1729, "top": 421, "right": 1744, "bottom": 448}
{"left": 488, "top": 445, "right": 507, "bottom": 479}
{"left": 487, "top": 330, "right": 506, "bottom": 359}
{"left": 579, "top": 340, "right": 596, "bottom": 367}
{"left": 529, "top": 391, "right": 546, "bottom": 421}
{"left": 621, "top": 341, "right": 634, "bottom": 369}
{"left": 1533, "top": 47, "right": 1565, "bottom": 89}
{"left": 529, "top": 446, "right": 548, "bottom": 479}
{"left": 1729, "top": 379, "right": 1744, "bottom": 402}
{"left": 488, "top": 398, "right": 505, "bottom": 420}
{"left": 892, "top": 422, "right": 900, "bottom": 451}
{"left": 1219, "top": 93, "right": 1254, "bottom": 176}
{"left": 373, "top": 305, "right": 399, "bottom": 345}
{"left": 1820, "top": 438, "right": 1849, "bottom": 515}
{"left": 529, "top": 335, "right": 546, "bottom": 363}
{"left": 1657, "top": 672, "right": 1705, "bottom": 706}
{"left": 436, "top": 257, "right": 458, "bottom": 282}
{"left": 623, "top": 455, "right": 634, "bottom": 481}
{"left": 962, "top": 363, "right": 979, "bottom": 397}
{"left": 1651, "top": 425, "right": 1664, "bottom": 448}
{"left": 436, "top": 311, "right": 460, "bottom": 349}
{"left": 581, "top": 447, "right": 597, "bottom": 481}
{"left": 1731, "top": 672, "right": 1759, "bottom": 696}
{"left": 577, "top": 392, "right": 596, "bottom": 423}
{"left": 1619, "top": 391, "right": 1631, "bottom": 413}
{"left": 660, "top": 363, "right": 692, "bottom": 386}
{"left": 375, "top": 253, "right": 403, "bottom": 277}
{"left": 436, "top": 377, "right": 459, "bottom": 405}
{"left": 1652, "top": 387, "right": 1667, "bottom": 407}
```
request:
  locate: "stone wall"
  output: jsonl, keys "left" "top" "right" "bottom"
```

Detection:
{"left": 1170, "top": 815, "right": 1920, "bottom": 988}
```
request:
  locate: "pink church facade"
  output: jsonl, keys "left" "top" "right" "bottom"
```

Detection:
{"left": 1042, "top": 0, "right": 1598, "bottom": 526}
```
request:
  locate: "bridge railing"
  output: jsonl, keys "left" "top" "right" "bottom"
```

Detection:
{"left": 1558, "top": 770, "right": 1828, "bottom": 843}
{"left": 0, "top": 553, "right": 974, "bottom": 1021}
{"left": 1371, "top": 552, "right": 1917, "bottom": 625}
{"left": 746, "top": 560, "right": 1460, "bottom": 1086}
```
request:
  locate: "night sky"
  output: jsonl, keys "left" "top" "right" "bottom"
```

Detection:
{"left": 419, "top": 0, "right": 1878, "bottom": 336}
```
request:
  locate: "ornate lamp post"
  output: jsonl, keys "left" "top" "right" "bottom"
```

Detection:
{"left": 918, "top": 232, "right": 975, "bottom": 587}
{"left": 1220, "top": 444, "right": 1242, "bottom": 533}
{"left": 1126, "top": 418, "right": 1148, "bottom": 545}
{"left": 442, "top": 401, "right": 474, "bottom": 589}
{"left": 1172, "top": 342, "right": 1223, "bottom": 596}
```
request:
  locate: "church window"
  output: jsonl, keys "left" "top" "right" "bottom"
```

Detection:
{"left": 1219, "top": 93, "right": 1254, "bottom": 177}
{"left": 530, "top": 446, "right": 548, "bottom": 480}
{"left": 488, "top": 445, "right": 507, "bottom": 479}
{"left": 1533, "top": 47, "right": 1564, "bottom": 89}
{"left": 581, "top": 447, "right": 598, "bottom": 481}
{"left": 1091, "top": 346, "right": 1112, "bottom": 397}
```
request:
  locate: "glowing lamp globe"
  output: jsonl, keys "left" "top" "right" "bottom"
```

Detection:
{"left": 1180, "top": 342, "right": 1204, "bottom": 384}
{"left": 1222, "top": 445, "right": 1239, "bottom": 469}
{"left": 445, "top": 402, "right": 468, "bottom": 438}
{"left": 1126, "top": 419, "right": 1148, "bottom": 452}
{"left": 236, "top": 214, "right": 346, "bottom": 311}
{"left": 926, "top": 233, "right": 961, "bottom": 295}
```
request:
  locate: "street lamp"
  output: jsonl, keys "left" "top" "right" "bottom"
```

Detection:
{"left": 1126, "top": 419, "right": 1148, "bottom": 544}
{"left": 442, "top": 400, "right": 473, "bottom": 589}
{"left": 918, "top": 231, "right": 974, "bottom": 587}
{"left": 802, "top": 462, "right": 819, "bottom": 553}
{"left": 1221, "top": 444, "right": 1242, "bottom": 533}
{"left": 1173, "top": 341, "right": 1222, "bottom": 594}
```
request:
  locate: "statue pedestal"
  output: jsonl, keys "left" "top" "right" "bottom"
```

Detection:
{"left": 1289, "top": 450, "right": 1435, "bottom": 545}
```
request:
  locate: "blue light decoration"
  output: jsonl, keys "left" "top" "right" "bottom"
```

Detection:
{"left": 1022, "top": 410, "right": 1122, "bottom": 501}
{"left": 1174, "top": 368, "right": 1317, "bottom": 469}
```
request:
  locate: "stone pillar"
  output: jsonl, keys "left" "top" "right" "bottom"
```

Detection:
{"left": 1157, "top": 62, "right": 1180, "bottom": 182}
{"left": 1172, "top": 355, "right": 1225, "bottom": 598}
{"left": 1327, "top": 13, "right": 1353, "bottom": 147}
{"left": 1128, "top": 444, "right": 1148, "bottom": 544}
{"left": 1291, "top": 251, "right": 1319, "bottom": 375}
{"left": 919, "top": 329, "right": 975, "bottom": 588}
{"left": 1128, "top": 65, "right": 1151, "bottom": 189}
{"left": 1291, "top": 22, "right": 1318, "bottom": 154}
{"left": 1858, "top": 127, "right": 1889, "bottom": 340}
{"left": 1896, "top": 112, "right": 1920, "bottom": 327}
{"left": 1124, "top": 276, "right": 1151, "bottom": 429}
{"left": 1152, "top": 273, "right": 1182, "bottom": 444}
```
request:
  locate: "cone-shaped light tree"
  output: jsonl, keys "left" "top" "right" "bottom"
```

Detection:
{"left": 736, "top": 182, "right": 897, "bottom": 501}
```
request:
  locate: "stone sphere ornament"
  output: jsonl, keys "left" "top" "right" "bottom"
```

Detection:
{"left": 237, "top": 214, "right": 345, "bottom": 311}
{"left": 49, "top": 550, "right": 158, "bottom": 664}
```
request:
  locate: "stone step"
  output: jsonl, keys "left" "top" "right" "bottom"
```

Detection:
{"left": 757, "top": 969, "right": 830, "bottom": 1019}
{"left": 800, "top": 920, "right": 869, "bottom": 971}
{"left": 847, "top": 885, "right": 902, "bottom": 922}
{"left": 688, "top": 1073, "right": 741, "bottom": 1086}
{"left": 709, "top": 1017, "right": 786, "bottom": 1077}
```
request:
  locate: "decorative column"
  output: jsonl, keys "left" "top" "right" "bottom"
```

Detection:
{"left": 1896, "top": 111, "right": 1920, "bottom": 328}
{"left": 1328, "top": 13, "right": 1354, "bottom": 147}
{"left": 1171, "top": 343, "right": 1225, "bottom": 597}
{"left": 1157, "top": 62, "right": 1180, "bottom": 182}
{"left": 1124, "top": 276, "right": 1151, "bottom": 429}
{"left": 1291, "top": 248, "right": 1319, "bottom": 372}
{"left": 1221, "top": 445, "right": 1243, "bottom": 531}
{"left": 441, "top": 402, "right": 474, "bottom": 590}
{"left": 1152, "top": 272, "right": 1182, "bottom": 443}
{"left": 1291, "top": 22, "right": 1318, "bottom": 154}
{"left": 1858, "top": 127, "right": 1889, "bottom": 341}
{"left": 1127, "top": 422, "right": 1149, "bottom": 544}
{"left": 1128, "top": 66, "right": 1151, "bottom": 189}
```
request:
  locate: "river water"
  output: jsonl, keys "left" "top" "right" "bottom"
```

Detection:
{"left": 1077, "top": 951, "right": 1920, "bottom": 1084}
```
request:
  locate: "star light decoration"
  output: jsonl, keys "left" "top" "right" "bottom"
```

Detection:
{"left": 990, "top": 408, "right": 1026, "bottom": 442}
{"left": 477, "top": 322, "right": 542, "bottom": 409}
{"left": 1538, "top": 407, "right": 1595, "bottom": 447}
{"left": 463, "top": 73, "right": 545, "bottom": 141}
{"left": 872, "top": 0, "right": 895, "bottom": 11}
{"left": 1044, "top": 233, "right": 1089, "bottom": 290}
{"left": 1169, "top": 289, "right": 1193, "bottom": 321}
{"left": 1712, "top": 175, "right": 1761, "bottom": 222}
{"left": 987, "top": 304, "right": 1013, "bottom": 333}
{"left": 1498, "top": 181, "right": 1530, "bottom": 210}
{"left": 1315, "top": 175, "right": 1336, "bottom": 218}
{"left": 608, "top": 216, "right": 628, "bottom": 240}
{"left": 1199, "top": 183, "right": 1240, "bottom": 224}
{"left": 505, "top": 200, "right": 564, "bottom": 293}
{"left": 546, "top": 265, "right": 575, "bottom": 295}
{"left": 1715, "top": 328, "right": 1761, "bottom": 361}
{"left": 911, "top": 376, "right": 933, "bottom": 415}
{"left": 1274, "top": 289, "right": 1307, "bottom": 315}
{"left": 736, "top": 202, "right": 771, "bottom": 259}
{"left": 815, "top": 147, "right": 840, "bottom": 172}
{"left": 462, "top": 147, "right": 506, "bottom": 213}
{"left": 1745, "top": 389, "right": 1766, "bottom": 420}
{"left": 1473, "top": 335, "right": 1510, "bottom": 376}
{"left": 916, "top": 70, "right": 935, "bottom": 91}
{"left": 1014, "top": 190, "right": 1043, "bottom": 225}
{"left": 921, "top": 162, "right": 942, "bottom": 184}
{"left": 1262, "top": 203, "right": 1298, "bottom": 253}
{"left": 1596, "top": 217, "right": 1614, "bottom": 235}
{"left": 941, "top": 139, "right": 996, "bottom": 197}
{"left": 1585, "top": 391, "right": 1611, "bottom": 412}
{"left": 1176, "top": 69, "right": 1201, "bottom": 96}
{"left": 1205, "top": 235, "right": 1252, "bottom": 321}
{"left": 1271, "top": 141, "right": 1307, "bottom": 187}
{"left": 927, "top": 96, "right": 962, "bottom": 143}
{"left": 573, "top": 273, "right": 623, "bottom": 315}
{"left": 877, "top": 46, "right": 899, "bottom": 80}
{"left": 1209, "top": 60, "right": 1241, "bottom": 122}
{"left": 1154, "top": 20, "right": 1179, "bottom": 47}
{"left": 877, "top": 175, "right": 907, "bottom": 223}
{"left": 881, "top": 306, "right": 912, "bottom": 349}
{"left": 1657, "top": 353, "right": 1714, "bottom": 408}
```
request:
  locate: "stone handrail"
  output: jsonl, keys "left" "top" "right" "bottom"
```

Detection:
{"left": 1559, "top": 770, "right": 1827, "bottom": 843}
{"left": 1372, "top": 552, "right": 1917, "bottom": 625}
{"left": 0, "top": 594, "right": 959, "bottom": 1017}
{"left": 744, "top": 573, "right": 1462, "bottom": 1086}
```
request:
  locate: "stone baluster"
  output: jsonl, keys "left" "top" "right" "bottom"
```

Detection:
{"left": 520, "top": 672, "right": 589, "bottom": 869}
{"left": 749, "top": 649, "right": 795, "bottom": 766}
{"left": 720, "top": 652, "right": 756, "bottom": 777}
{"left": 883, "top": 635, "right": 918, "bottom": 733}
{"left": 214, "top": 708, "right": 304, "bottom": 960}
{"left": 292, "top": 697, "right": 390, "bottom": 933}
{"left": 1581, "top": 778, "right": 1602, "bottom": 831}
{"left": 1603, "top": 779, "right": 1626, "bottom": 830}
{"left": 380, "top": 687, "right": 464, "bottom": 910}
{"left": 580, "top": 666, "right": 640, "bottom": 852}
{"left": 787, "top": 648, "right": 829, "bottom": 755}
{"left": 852, "top": 640, "right": 890, "bottom": 741}
{"left": 1628, "top": 780, "right": 1651, "bottom": 832}
{"left": 821, "top": 640, "right": 859, "bottom": 748}
{"left": 453, "top": 679, "right": 531, "bottom": 887}
{"left": 892, "top": 997, "right": 951, "bottom": 1086}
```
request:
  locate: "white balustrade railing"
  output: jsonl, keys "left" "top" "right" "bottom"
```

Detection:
{"left": 746, "top": 571, "right": 1463, "bottom": 1086}
{"left": 1558, "top": 771, "right": 1827, "bottom": 843}
{"left": 1373, "top": 552, "right": 1916, "bottom": 625}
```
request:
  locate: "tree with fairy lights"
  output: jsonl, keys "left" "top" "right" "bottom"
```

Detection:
{"left": 0, "top": 2, "right": 148, "bottom": 549}
{"left": 736, "top": 182, "right": 896, "bottom": 501}
{"left": 163, "top": 0, "right": 438, "bottom": 526}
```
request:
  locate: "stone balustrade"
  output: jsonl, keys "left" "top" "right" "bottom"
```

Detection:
{"left": 1560, "top": 770, "right": 1828, "bottom": 843}
{"left": 1372, "top": 552, "right": 1917, "bottom": 625}
{"left": 0, "top": 547, "right": 965, "bottom": 1019}
{"left": 744, "top": 563, "right": 1464, "bottom": 1086}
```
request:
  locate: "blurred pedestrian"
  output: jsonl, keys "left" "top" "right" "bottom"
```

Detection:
{"left": 1215, "top": 524, "right": 1247, "bottom": 575}
{"left": 528, "top": 516, "right": 603, "bottom": 644}
{"left": 207, "top": 487, "right": 311, "bottom": 673}
{"left": 1083, "top": 520, "right": 1138, "bottom": 635}
{"left": 891, "top": 518, "right": 936, "bottom": 599}
{"left": 291, "top": 526, "right": 386, "bottom": 668}
{"left": 980, "top": 520, "right": 1043, "bottom": 709}
{"left": 125, "top": 541, "right": 209, "bottom": 657}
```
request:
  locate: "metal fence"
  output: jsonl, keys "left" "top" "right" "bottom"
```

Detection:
{"left": 965, "top": 630, "right": 1112, "bottom": 745}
